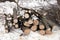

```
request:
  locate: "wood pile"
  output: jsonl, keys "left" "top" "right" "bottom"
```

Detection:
{"left": 4, "top": 7, "right": 59, "bottom": 35}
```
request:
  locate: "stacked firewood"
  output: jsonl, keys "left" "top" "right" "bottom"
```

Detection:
{"left": 19, "top": 9, "right": 53, "bottom": 35}
{"left": 4, "top": 8, "right": 58, "bottom": 35}
{"left": 4, "top": 14, "right": 13, "bottom": 33}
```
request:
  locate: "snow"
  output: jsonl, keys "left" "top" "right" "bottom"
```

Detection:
{"left": 18, "top": 0, "right": 58, "bottom": 10}
{"left": 0, "top": 1, "right": 17, "bottom": 15}
{"left": 0, "top": 0, "right": 60, "bottom": 40}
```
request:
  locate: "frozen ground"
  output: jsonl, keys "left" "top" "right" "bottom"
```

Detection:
{"left": 0, "top": 22, "right": 60, "bottom": 40}
{"left": 0, "top": 0, "right": 60, "bottom": 40}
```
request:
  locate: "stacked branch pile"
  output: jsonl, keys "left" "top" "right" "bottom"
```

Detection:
{"left": 4, "top": 8, "right": 59, "bottom": 35}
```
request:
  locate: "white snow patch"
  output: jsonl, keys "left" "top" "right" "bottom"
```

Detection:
{"left": 18, "top": 0, "right": 58, "bottom": 10}
{"left": 0, "top": 1, "right": 17, "bottom": 15}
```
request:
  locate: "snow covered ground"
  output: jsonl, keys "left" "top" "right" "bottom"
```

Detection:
{"left": 18, "top": 0, "right": 57, "bottom": 10}
{"left": 0, "top": 0, "right": 60, "bottom": 40}
{"left": 0, "top": 22, "right": 60, "bottom": 40}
